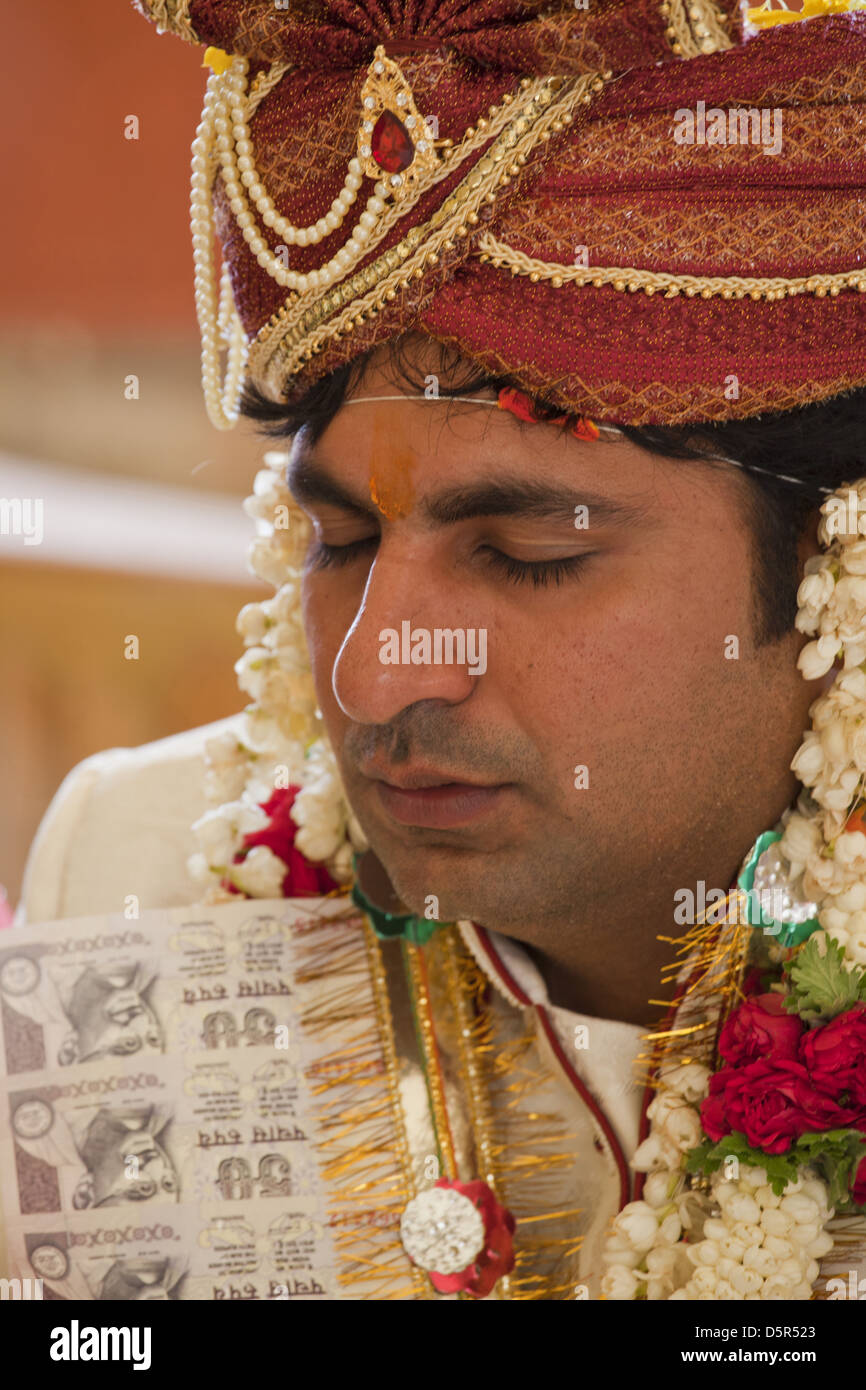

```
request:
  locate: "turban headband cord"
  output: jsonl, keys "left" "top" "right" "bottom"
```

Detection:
{"left": 343, "top": 387, "right": 602, "bottom": 440}
{"left": 340, "top": 390, "right": 833, "bottom": 492}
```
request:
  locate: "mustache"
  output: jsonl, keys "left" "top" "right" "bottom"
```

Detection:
{"left": 342, "top": 704, "right": 535, "bottom": 784}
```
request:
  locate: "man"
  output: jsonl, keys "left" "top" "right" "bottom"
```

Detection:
{"left": 56, "top": 962, "right": 163, "bottom": 1066}
{"left": 72, "top": 1106, "right": 179, "bottom": 1210}
{"left": 12, "top": 0, "right": 866, "bottom": 1299}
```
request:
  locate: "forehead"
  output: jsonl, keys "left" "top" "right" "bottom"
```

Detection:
{"left": 303, "top": 341, "right": 636, "bottom": 490}
{"left": 289, "top": 397, "right": 740, "bottom": 537}
{"left": 313, "top": 391, "right": 593, "bottom": 474}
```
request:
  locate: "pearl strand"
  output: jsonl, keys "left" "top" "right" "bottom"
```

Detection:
{"left": 218, "top": 261, "right": 249, "bottom": 413}
{"left": 216, "top": 59, "right": 393, "bottom": 295}
{"left": 225, "top": 61, "right": 372, "bottom": 246}
{"left": 190, "top": 68, "right": 246, "bottom": 430}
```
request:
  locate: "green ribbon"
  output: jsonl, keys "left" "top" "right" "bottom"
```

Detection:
{"left": 350, "top": 857, "right": 441, "bottom": 944}
{"left": 737, "top": 829, "right": 821, "bottom": 948}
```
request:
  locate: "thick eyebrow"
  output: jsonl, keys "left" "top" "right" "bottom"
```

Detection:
{"left": 287, "top": 454, "right": 648, "bottom": 528}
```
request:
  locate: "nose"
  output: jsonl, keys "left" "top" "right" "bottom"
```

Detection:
{"left": 331, "top": 540, "right": 484, "bottom": 725}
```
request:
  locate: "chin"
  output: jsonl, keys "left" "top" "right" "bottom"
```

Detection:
{"left": 375, "top": 840, "right": 502, "bottom": 924}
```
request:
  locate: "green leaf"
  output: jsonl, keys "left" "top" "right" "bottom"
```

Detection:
{"left": 683, "top": 1141, "right": 714, "bottom": 1175}
{"left": 684, "top": 1132, "right": 801, "bottom": 1194}
{"left": 784, "top": 933, "right": 865, "bottom": 1023}
{"left": 684, "top": 1128, "right": 866, "bottom": 1204}
{"left": 793, "top": 1129, "right": 866, "bottom": 1209}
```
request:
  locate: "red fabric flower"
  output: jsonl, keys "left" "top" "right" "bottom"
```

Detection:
{"left": 700, "top": 1058, "right": 858, "bottom": 1155}
{"left": 717, "top": 992, "right": 803, "bottom": 1066}
{"left": 221, "top": 787, "right": 338, "bottom": 898}
{"left": 497, "top": 388, "right": 599, "bottom": 442}
{"left": 426, "top": 1179, "right": 516, "bottom": 1299}
{"left": 800, "top": 1004, "right": 866, "bottom": 1106}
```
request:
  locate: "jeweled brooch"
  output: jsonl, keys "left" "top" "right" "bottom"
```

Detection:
{"left": 356, "top": 45, "right": 441, "bottom": 199}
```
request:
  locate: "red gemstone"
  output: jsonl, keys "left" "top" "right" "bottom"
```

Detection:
{"left": 371, "top": 109, "right": 415, "bottom": 174}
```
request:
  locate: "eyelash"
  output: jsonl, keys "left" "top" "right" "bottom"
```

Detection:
{"left": 308, "top": 538, "right": 591, "bottom": 588}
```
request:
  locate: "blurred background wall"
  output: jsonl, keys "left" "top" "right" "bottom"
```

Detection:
{"left": 0, "top": 4, "right": 272, "bottom": 913}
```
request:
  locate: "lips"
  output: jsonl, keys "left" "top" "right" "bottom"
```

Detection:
{"left": 364, "top": 764, "right": 497, "bottom": 791}
{"left": 373, "top": 778, "right": 509, "bottom": 828}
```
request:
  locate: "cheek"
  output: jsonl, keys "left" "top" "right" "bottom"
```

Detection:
{"left": 497, "top": 552, "right": 752, "bottom": 735}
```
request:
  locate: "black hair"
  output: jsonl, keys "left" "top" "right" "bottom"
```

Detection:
{"left": 239, "top": 332, "right": 866, "bottom": 646}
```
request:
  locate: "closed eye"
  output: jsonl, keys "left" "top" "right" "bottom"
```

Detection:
{"left": 479, "top": 546, "right": 593, "bottom": 588}
{"left": 308, "top": 537, "right": 593, "bottom": 588}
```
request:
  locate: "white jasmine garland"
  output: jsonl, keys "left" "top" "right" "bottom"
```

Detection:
{"left": 773, "top": 478, "right": 866, "bottom": 962}
{"left": 602, "top": 952, "right": 850, "bottom": 1301}
{"left": 602, "top": 1068, "right": 837, "bottom": 1303}
{"left": 189, "top": 450, "right": 367, "bottom": 903}
{"left": 191, "top": 799, "right": 269, "bottom": 868}
{"left": 227, "top": 843, "right": 290, "bottom": 897}
{"left": 656, "top": 1062, "right": 712, "bottom": 1104}
{"left": 201, "top": 729, "right": 253, "bottom": 806}
{"left": 669, "top": 1169, "right": 834, "bottom": 1302}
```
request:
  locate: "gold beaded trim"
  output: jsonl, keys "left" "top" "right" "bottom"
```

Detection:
{"left": 138, "top": 0, "right": 198, "bottom": 43}
{"left": 404, "top": 943, "right": 460, "bottom": 1183}
{"left": 254, "top": 70, "right": 555, "bottom": 348}
{"left": 439, "top": 929, "right": 511, "bottom": 1299}
{"left": 247, "top": 61, "right": 293, "bottom": 119}
{"left": 661, "top": 0, "right": 733, "bottom": 56}
{"left": 248, "top": 70, "right": 606, "bottom": 395}
{"left": 477, "top": 232, "right": 866, "bottom": 301}
{"left": 362, "top": 924, "right": 430, "bottom": 1301}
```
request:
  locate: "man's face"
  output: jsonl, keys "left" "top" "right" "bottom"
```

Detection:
{"left": 75, "top": 978, "right": 163, "bottom": 1061}
{"left": 288, "top": 344, "right": 821, "bottom": 940}
{"left": 96, "top": 1129, "right": 178, "bottom": 1207}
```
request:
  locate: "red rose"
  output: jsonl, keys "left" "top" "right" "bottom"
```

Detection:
{"left": 222, "top": 787, "right": 338, "bottom": 898}
{"left": 717, "top": 993, "right": 803, "bottom": 1066}
{"left": 426, "top": 1179, "right": 516, "bottom": 1299}
{"left": 741, "top": 967, "right": 769, "bottom": 997}
{"left": 701, "top": 1058, "right": 858, "bottom": 1155}
{"left": 800, "top": 1005, "right": 866, "bottom": 1106}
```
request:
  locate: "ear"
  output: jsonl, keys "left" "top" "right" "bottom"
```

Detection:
{"left": 57, "top": 1035, "right": 79, "bottom": 1066}
{"left": 72, "top": 1174, "right": 95, "bottom": 1210}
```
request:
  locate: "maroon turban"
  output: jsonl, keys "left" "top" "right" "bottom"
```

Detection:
{"left": 132, "top": 1, "right": 866, "bottom": 425}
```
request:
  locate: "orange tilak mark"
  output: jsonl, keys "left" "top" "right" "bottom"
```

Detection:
{"left": 369, "top": 462, "right": 417, "bottom": 519}
{"left": 368, "top": 415, "right": 418, "bottom": 519}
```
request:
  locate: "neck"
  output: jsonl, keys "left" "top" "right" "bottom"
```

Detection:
{"left": 520, "top": 932, "right": 676, "bottom": 1028}
{"left": 494, "top": 834, "right": 776, "bottom": 1029}
{"left": 489, "top": 771, "right": 804, "bottom": 1026}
